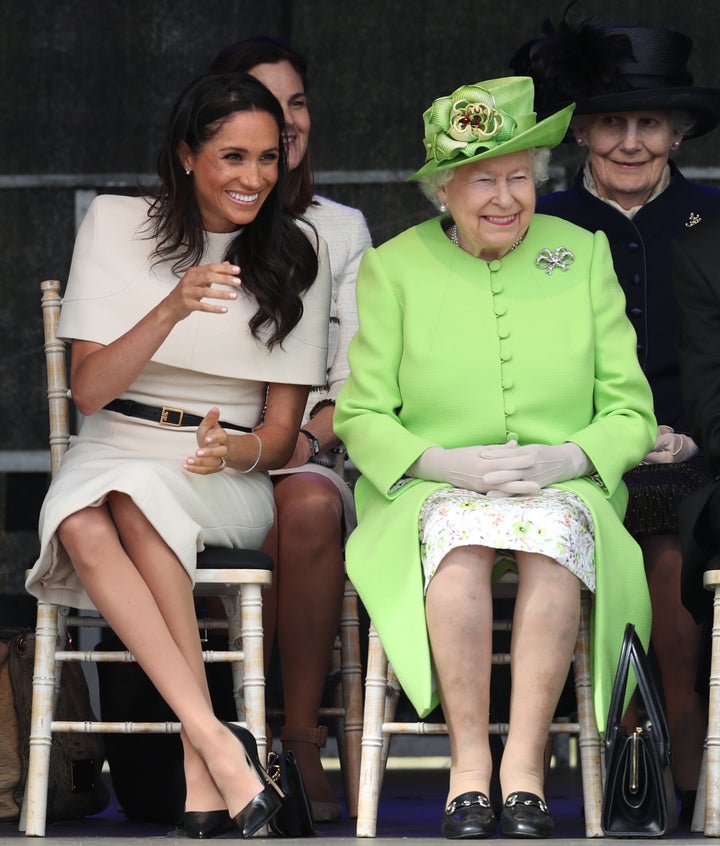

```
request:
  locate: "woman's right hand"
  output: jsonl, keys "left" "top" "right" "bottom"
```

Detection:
{"left": 408, "top": 442, "right": 540, "bottom": 496}
{"left": 70, "top": 261, "right": 242, "bottom": 416}
{"left": 161, "top": 261, "right": 242, "bottom": 324}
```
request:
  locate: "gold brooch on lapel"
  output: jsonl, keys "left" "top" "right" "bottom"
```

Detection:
{"left": 685, "top": 212, "right": 701, "bottom": 228}
{"left": 536, "top": 247, "right": 575, "bottom": 275}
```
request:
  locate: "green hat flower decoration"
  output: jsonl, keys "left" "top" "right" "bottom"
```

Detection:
{"left": 424, "top": 84, "right": 517, "bottom": 164}
{"left": 410, "top": 76, "right": 575, "bottom": 180}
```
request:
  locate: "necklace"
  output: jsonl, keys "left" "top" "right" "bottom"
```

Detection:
{"left": 448, "top": 223, "right": 526, "bottom": 255}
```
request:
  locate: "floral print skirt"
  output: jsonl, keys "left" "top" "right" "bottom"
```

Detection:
{"left": 419, "top": 487, "right": 596, "bottom": 593}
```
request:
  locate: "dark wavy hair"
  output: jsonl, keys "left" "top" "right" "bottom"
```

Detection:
{"left": 209, "top": 36, "right": 315, "bottom": 216}
{"left": 149, "top": 72, "right": 318, "bottom": 348}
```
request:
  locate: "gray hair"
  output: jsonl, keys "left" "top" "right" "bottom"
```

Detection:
{"left": 417, "top": 147, "right": 552, "bottom": 211}
{"left": 671, "top": 109, "right": 696, "bottom": 138}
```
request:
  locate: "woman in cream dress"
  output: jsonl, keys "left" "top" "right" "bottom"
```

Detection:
{"left": 26, "top": 72, "right": 331, "bottom": 839}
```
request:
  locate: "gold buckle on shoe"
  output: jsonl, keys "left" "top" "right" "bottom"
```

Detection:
{"left": 160, "top": 406, "right": 184, "bottom": 426}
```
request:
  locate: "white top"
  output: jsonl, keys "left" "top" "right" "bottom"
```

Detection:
{"left": 59, "top": 194, "right": 332, "bottom": 388}
{"left": 300, "top": 195, "right": 372, "bottom": 418}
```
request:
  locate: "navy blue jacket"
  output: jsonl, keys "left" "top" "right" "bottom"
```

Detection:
{"left": 538, "top": 163, "right": 720, "bottom": 432}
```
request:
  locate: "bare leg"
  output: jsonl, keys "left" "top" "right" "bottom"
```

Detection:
{"left": 58, "top": 496, "right": 262, "bottom": 818}
{"left": 272, "top": 472, "right": 345, "bottom": 805}
{"left": 425, "top": 545, "right": 495, "bottom": 803}
{"left": 260, "top": 511, "right": 279, "bottom": 672}
{"left": 642, "top": 534, "right": 706, "bottom": 794}
{"left": 500, "top": 552, "right": 580, "bottom": 801}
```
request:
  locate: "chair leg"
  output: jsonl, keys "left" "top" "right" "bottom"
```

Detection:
{"left": 21, "top": 602, "right": 58, "bottom": 837}
{"left": 703, "top": 580, "right": 720, "bottom": 836}
{"left": 235, "top": 583, "right": 267, "bottom": 762}
{"left": 356, "top": 622, "right": 389, "bottom": 837}
{"left": 693, "top": 744, "right": 707, "bottom": 832}
{"left": 574, "top": 591, "right": 604, "bottom": 838}
{"left": 338, "top": 582, "right": 363, "bottom": 817}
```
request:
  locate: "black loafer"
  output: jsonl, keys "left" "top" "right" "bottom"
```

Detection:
{"left": 441, "top": 791, "right": 496, "bottom": 839}
{"left": 500, "top": 791, "right": 553, "bottom": 838}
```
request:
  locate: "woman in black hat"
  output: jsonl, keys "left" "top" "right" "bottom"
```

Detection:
{"left": 512, "top": 15, "right": 720, "bottom": 819}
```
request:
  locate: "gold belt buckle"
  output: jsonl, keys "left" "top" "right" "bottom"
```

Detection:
{"left": 160, "top": 406, "right": 184, "bottom": 426}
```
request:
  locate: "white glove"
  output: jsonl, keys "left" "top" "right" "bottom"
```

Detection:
{"left": 642, "top": 425, "right": 699, "bottom": 464}
{"left": 480, "top": 442, "right": 591, "bottom": 494}
{"left": 408, "top": 441, "right": 541, "bottom": 496}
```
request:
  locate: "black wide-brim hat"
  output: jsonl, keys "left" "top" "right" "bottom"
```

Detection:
{"left": 511, "top": 22, "right": 720, "bottom": 139}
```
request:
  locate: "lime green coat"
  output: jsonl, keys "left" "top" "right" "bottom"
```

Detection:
{"left": 335, "top": 214, "right": 657, "bottom": 735}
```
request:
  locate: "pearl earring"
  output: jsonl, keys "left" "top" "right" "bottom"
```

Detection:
{"left": 439, "top": 203, "right": 447, "bottom": 213}
{"left": 671, "top": 141, "right": 680, "bottom": 149}
{"left": 576, "top": 138, "right": 584, "bottom": 147}
{"left": 185, "top": 168, "right": 191, "bottom": 175}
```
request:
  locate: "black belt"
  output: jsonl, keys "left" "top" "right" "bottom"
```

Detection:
{"left": 104, "top": 399, "right": 252, "bottom": 432}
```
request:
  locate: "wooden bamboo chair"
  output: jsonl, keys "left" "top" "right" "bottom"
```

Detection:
{"left": 690, "top": 569, "right": 720, "bottom": 836}
{"left": 21, "top": 279, "right": 274, "bottom": 836}
{"left": 354, "top": 581, "right": 604, "bottom": 838}
{"left": 322, "top": 578, "right": 363, "bottom": 816}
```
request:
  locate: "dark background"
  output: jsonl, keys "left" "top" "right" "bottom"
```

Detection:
{"left": 2, "top": 0, "right": 720, "bottom": 597}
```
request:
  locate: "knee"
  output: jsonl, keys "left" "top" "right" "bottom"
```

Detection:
{"left": 276, "top": 477, "right": 343, "bottom": 541}
{"left": 57, "top": 509, "right": 110, "bottom": 569}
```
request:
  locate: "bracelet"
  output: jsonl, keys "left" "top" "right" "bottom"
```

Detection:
{"left": 309, "top": 398, "right": 335, "bottom": 419}
{"left": 240, "top": 432, "right": 262, "bottom": 474}
{"left": 299, "top": 428, "right": 320, "bottom": 457}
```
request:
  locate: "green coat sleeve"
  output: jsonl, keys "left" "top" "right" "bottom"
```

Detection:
{"left": 335, "top": 247, "right": 438, "bottom": 499}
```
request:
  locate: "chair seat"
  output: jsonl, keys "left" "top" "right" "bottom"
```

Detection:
{"left": 197, "top": 547, "right": 274, "bottom": 571}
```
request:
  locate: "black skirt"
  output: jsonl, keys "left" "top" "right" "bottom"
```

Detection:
{"left": 623, "top": 456, "right": 713, "bottom": 537}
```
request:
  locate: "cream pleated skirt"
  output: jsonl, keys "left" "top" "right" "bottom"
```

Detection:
{"left": 26, "top": 409, "right": 275, "bottom": 610}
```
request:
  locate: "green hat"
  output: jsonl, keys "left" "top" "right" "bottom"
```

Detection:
{"left": 410, "top": 76, "right": 575, "bottom": 180}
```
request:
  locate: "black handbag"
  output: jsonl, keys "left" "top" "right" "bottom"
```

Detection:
{"left": 267, "top": 750, "right": 315, "bottom": 837}
{"left": 601, "top": 623, "right": 678, "bottom": 837}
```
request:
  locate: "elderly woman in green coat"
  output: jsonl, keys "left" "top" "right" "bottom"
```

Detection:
{"left": 335, "top": 76, "right": 656, "bottom": 840}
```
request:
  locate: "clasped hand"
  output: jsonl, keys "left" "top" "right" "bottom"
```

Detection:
{"left": 642, "top": 425, "right": 698, "bottom": 464}
{"left": 410, "top": 441, "right": 590, "bottom": 497}
{"left": 183, "top": 407, "right": 228, "bottom": 474}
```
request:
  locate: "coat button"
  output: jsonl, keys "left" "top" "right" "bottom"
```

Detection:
{"left": 627, "top": 241, "right": 640, "bottom": 251}
{"left": 630, "top": 307, "right": 643, "bottom": 316}
{"left": 488, "top": 260, "right": 502, "bottom": 272}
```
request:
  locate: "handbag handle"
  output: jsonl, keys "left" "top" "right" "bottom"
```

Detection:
{"left": 605, "top": 623, "right": 672, "bottom": 762}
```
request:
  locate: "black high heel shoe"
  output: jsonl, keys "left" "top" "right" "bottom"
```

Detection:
{"left": 223, "top": 722, "right": 284, "bottom": 838}
{"left": 181, "top": 809, "right": 234, "bottom": 839}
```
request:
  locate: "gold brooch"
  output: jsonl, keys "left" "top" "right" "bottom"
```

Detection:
{"left": 536, "top": 247, "right": 575, "bottom": 275}
{"left": 685, "top": 212, "right": 701, "bottom": 228}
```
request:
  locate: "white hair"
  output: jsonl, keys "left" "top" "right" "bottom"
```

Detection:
{"left": 417, "top": 147, "right": 552, "bottom": 211}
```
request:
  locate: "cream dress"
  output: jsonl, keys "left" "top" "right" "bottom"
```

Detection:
{"left": 26, "top": 195, "right": 331, "bottom": 610}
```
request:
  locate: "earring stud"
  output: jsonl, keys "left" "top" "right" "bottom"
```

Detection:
{"left": 185, "top": 168, "right": 191, "bottom": 175}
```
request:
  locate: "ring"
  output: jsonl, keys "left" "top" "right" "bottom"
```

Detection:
{"left": 219, "top": 457, "right": 227, "bottom": 471}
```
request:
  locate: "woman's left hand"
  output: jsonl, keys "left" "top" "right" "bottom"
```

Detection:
{"left": 183, "top": 407, "right": 228, "bottom": 474}
{"left": 642, "top": 425, "right": 699, "bottom": 464}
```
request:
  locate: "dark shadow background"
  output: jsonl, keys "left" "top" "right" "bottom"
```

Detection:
{"left": 2, "top": 0, "right": 720, "bottom": 596}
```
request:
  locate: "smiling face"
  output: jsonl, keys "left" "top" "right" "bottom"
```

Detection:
{"left": 438, "top": 150, "right": 536, "bottom": 259}
{"left": 574, "top": 110, "right": 681, "bottom": 209}
{"left": 248, "top": 60, "right": 310, "bottom": 173}
{"left": 179, "top": 109, "right": 280, "bottom": 233}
